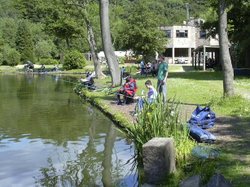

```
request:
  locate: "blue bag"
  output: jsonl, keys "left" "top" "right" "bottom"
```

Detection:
{"left": 188, "top": 124, "right": 216, "bottom": 143}
{"left": 189, "top": 106, "right": 216, "bottom": 129}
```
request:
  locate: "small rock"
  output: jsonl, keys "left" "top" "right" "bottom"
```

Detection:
{"left": 179, "top": 175, "right": 201, "bottom": 187}
{"left": 206, "top": 173, "right": 232, "bottom": 187}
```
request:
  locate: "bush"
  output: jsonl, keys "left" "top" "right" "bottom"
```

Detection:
{"left": 118, "top": 56, "right": 126, "bottom": 64}
{"left": 1, "top": 45, "right": 21, "bottom": 66}
{"left": 63, "top": 50, "right": 87, "bottom": 70}
{"left": 39, "top": 58, "right": 59, "bottom": 65}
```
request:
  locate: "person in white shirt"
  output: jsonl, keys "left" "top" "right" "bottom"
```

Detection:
{"left": 135, "top": 80, "right": 157, "bottom": 112}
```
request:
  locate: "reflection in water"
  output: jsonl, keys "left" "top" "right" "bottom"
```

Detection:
{"left": 0, "top": 74, "right": 138, "bottom": 187}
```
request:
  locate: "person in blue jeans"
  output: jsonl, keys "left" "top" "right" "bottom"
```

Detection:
{"left": 157, "top": 55, "right": 168, "bottom": 102}
{"left": 136, "top": 80, "right": 158, "bottom": 112}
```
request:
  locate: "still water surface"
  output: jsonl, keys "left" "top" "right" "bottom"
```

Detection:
{"left": 0, "top": 74, "right": 137, "bottom": 187}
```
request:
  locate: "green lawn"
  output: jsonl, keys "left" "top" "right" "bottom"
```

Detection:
{"left": 120, "top": 66, "right": 250, "bottom": 117}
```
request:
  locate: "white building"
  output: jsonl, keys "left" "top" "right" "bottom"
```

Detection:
{"left": 160, "top": 19, "right": 220, "bottom": 69}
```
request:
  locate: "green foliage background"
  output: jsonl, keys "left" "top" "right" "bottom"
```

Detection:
{"left": 0, "top": 0, "right": 249, "bottom": 67}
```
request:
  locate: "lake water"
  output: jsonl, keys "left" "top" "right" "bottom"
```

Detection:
{"left": 0, "top": 74, "right": 138, "bottom": 187}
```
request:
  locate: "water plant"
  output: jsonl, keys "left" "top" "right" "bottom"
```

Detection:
{"left": 124, "top": 97, "right": 196, "bottom": 167}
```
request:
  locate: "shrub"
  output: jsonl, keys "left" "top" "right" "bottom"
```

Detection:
{"left": 39, "top": 58, "right": 59, "bottom": 65}
{"left": 63, "top": 50, "right": 87, "bottom": 70}
{"left": 2, "top": 45, "right": 21, "bottom": 66}
{"left": 118, "top": 56, "right": 126, "bottom": 64}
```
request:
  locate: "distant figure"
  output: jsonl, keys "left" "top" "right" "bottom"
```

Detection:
{"left": 151, "top": 60, "right": 158, "bottom": 77}
{"left": 117, "top": 75, "right": 137, "bottom": 105}
{"left": 24, "top": 61, "right": 34, "bottom": 72}
{"left": 121, "top": 66, "right": 126, "bottom": 78}
{"left": 145, "top": 62, "right": 151, "bottom": 75}
{"left": 157, "top": 55, "right": 168, "bottom": 102}
{"left": 140, "top": 60, "right": 145, "bottom": 75}
{"left": 51, "top": 65, "right": 59, "bottom": 72}
{"left": 38, "top": 64, "right": 46, "bottom": 72}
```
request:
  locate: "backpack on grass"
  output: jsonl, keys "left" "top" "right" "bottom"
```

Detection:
{"left": 188, "top": 124, "right": 216, "bottom": 143}
{"left": 188, "top": 105, "right": 216, "bottom": 129}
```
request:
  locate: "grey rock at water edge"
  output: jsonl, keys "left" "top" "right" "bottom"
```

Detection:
{"left": 179, "top": 175, "right": 201, "bottom": 187}
{"left": 206, "top": 173, "right": 233, "bottom": 187}
{"left": 143, "top": 137, "right": 176, "bottom": 185}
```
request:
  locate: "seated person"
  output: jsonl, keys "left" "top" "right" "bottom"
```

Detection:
{"left": 24, "top": 61, "right": 34, "bottom": 71}
{"left": 80, "top": 72, "right": 95, "bottom": 89}
{"left": 117, "top": 75, "right": 137, "bottom": 105}
{"left": 135, "top": 80, "right": 158, "bottom": 112}
{"left": 38, "top": 64, "right": 46, "bottom": 72}
{"left": 51, "top": 65, "right": 59, "bottom": 72}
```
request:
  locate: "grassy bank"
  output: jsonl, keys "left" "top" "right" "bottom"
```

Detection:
{"left": 75, "top": 65, "right": 250, "bottom": 186}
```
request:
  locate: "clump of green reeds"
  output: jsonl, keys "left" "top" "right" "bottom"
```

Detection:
{"left": 124, "top": 97, "right": 196, "bottom": 167}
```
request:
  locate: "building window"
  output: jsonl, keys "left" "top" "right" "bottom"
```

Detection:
{"left": 164, "top": 30, "right": 172, "bottom": 38}
{"left": 176, "top": 30, "right": 188, "bottom": 38}
{"left": 200, "top": 30, "right": 206, "bottom": 38}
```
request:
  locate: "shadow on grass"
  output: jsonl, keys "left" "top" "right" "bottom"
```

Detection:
{"left": 207, "top": 116, "right": 250, "bottom": 186}
{"left": 131, "top": 71, "right": 224, "bottom": 81}
{"left": 168, "top": 71, "right": 223, "bottom": 81}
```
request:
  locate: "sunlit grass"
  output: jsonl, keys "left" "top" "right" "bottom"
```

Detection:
{"left": 93, "top": 65, "right": 250, "bottom": 118}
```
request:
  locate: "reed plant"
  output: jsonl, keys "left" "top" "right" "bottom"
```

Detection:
{"left": 124, "top": 97, "right": 196, "bottom": 167}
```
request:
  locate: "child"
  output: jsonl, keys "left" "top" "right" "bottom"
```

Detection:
{"left": 117, "top": 76, "right": 137, "bottom": 105}
{"left": 136, "top": 80, "right": 157, "bottom": 112}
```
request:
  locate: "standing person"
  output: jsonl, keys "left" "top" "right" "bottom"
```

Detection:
{"left": 157, "top": 55, "right": 168, "bottom": 101}
{"left": 151, "top": 60, "right": 159, "bottom": 77}
{"left": 140, "top": 60, "right": 145, "bottom": 75}
{"left": 121, "top": 66, "right": 126, "bottom": 78}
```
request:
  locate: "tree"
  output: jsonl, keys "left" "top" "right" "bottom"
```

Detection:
{"left": 100, "top": 0, "right": 121, "bottom": 86}
{"left": 15, "top": 20, "right": 34, "bottom": 63}
{"left": 64, "top": 0, "right": 104, "bottom": 79}
{"left": 0, "top": 18, "right": 18, "bottom": 48}
{"left": 35, "top": 39, "right": 56, "bottom": 61}
{"left": 218, "top": 0, "right": 234, "bottom": 96}
{"left": 228, "top": 0, "right": 250, "bottom": 68}
{"left": 203, "top": 0, "right": 235, "bottom": 97}
{"left": 120, "top": 0, "right": 166, "bottom": 62}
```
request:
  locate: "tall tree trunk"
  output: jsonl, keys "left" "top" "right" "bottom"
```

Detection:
{"left": 85, "top": 18, "right": 105, "bottom": 79}
{"left": 219, "top": 0, "right": 235, "bottom": 96}
{"left": 66, "top": 1, "right": 105, "bottom": 79}
{"left": 100, "top": 0, "right": 121, "bottom": 86}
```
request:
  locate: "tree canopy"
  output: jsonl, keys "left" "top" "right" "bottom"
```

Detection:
{"left": 0, "top": 0, "right": 249, "bottom": 72}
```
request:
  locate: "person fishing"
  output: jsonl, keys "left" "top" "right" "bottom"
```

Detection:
{"left": 80, "top": 72, "right": 95, "bottom": 90}
{"left": 116, "top": 75, "right": 137, "bottom": 105}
